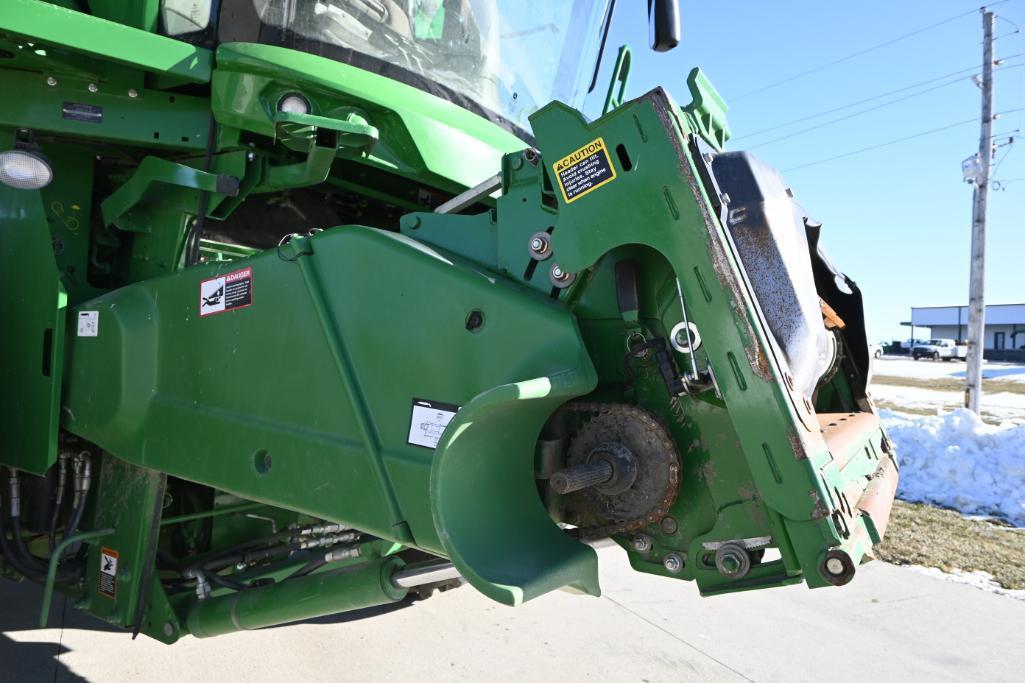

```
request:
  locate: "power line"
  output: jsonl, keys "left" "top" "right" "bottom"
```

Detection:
{"left": 734, "top": 53, "right": 1025, "bottom": 141}
{"left": 748, "top": 62, "right": 1025, "bottom": 149}
{"left": 781, "top": 110, "right": 1025, "bottom": 173}
{"left": 731, "top": 2, "right": 1011, "bottom": 102}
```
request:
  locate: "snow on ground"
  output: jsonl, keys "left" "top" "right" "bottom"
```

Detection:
{"left": 870, "top": 383, "right": 1025, "bottom": 425}
{"left": 879, "top": 408, "right": 1025, "bottom": 527}
{"left": 873, "top": 356, "right": 1025, "bottom": 383}
{"left": 905, "top": 565, "right": 1025, "bottom": 601}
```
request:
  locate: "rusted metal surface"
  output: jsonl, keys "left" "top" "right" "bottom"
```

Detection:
{"left": 817, "top": 412, "right": 879, "bottom": 473}
{"left": 820, "top": 300, "right": 846, "bottom": 330}
{"left": 855, "top": 455, "right": 899, "bottom": 543}
{"left": 564, "top": 402, "right": 681, "bottom": 539}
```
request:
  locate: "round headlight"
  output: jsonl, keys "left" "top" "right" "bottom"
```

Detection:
{"left": 278, "top": 93, "right": 311, "bottom": 115}
{"left": 0, "top": 150, "right": 53, "bottom": 190}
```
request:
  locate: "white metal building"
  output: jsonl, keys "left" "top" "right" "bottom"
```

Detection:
{"left": 910, "top": 303, "right": 1025, "bottom": 350}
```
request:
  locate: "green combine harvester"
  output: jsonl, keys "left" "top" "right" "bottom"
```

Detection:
{"left": 0, "top": 0, "right": 898, "bottom": 644}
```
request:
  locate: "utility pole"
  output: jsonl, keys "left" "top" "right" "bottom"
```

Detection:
{"left": 965, "top": 8, "right": 995, "bottom": 414}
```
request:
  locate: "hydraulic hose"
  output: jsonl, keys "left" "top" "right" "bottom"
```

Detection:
{"left": 48, "top": 452, "right": 70, "bottom": 551}
{"left": 0, "top": 493, "right": 44, "bottom": 579}
{"left": 0, "top": 491, "right": 77, "bottom": 583}
{"left": 6, "top": 469, "right": 47, "bottom": 572}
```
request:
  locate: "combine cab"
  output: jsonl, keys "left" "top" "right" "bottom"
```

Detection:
{"left": 0, "top": 0, "right": 896, "bottom": 643}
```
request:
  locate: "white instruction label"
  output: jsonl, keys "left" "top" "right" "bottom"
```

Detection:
{"left": 407, "top": 398, "right": 459, "bottom": 450}
{"left": 77, "top": 311, "right": 99, "bottom": 337}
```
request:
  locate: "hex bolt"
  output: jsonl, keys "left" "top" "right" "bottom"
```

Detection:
{"left": 714, "top": 542, "right": 751, "bottom": 579}
{"left": 528, "top": 232, "right": 553, "bottom": 261}
{"left": 663, "top": 553, "right": 684, "bottom": 573}
{"left": 246, "top": 151, "right": 256, "bottom": 162}
{"left": 88, "top": 83, "right": 98, "bottom": 93}
{"left": 825, "top": 557, "right": 846, "bottom": 576}
{"left": 549, "top": 263, "right": 575, "bottom": 288}
{"left": 720, "top": 554, "right": 741, "bottom": 574}
{"left": 631, "top": 535, "right": 652, "bottom": 554}
{"left": 660, "top": 516, "right": 678, "bottom": 534}
{"left": 128, "top": 88, "right": 139, "bottom": 98}
{"left": 46, "top": 76, "right": 57, "bottom": 87}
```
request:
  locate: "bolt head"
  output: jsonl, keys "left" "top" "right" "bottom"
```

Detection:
{"left": 88, "top": 83, "right": 98, "bottom": 93}
{"left": 163, "top": 621, "right": 175, "bottom": 637}
{"left": 825, "top": 557, "right": 845, "bottom": 576}
{"left": 721, "top": 554, "right": 741, "bottom": 573}
{"left": 660, "top": 516, "right": 678, "bottom": 534}
{"left": 128, "top": 88, "right": 139, "bottom": 98}
{"left": 530, "top": 237, "right": 544, "bottom": 250}
{"left": 663, "top": 553, "right": 684, "bottom": 573}
{"left": 46, "top": 76, "right": 57, "bottom": 86}
{"left": 552, "top": 266, "right": 564, "bottom": 278}
{"left": 631, "top": 535, "right": 652, "bottom": 553}
{"left": 246, "top": 151, "right": 256, "bottom": 162}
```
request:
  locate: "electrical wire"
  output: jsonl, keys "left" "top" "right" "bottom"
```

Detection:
{"left": 748, "top": 78, "right": 980, "bottom": 150}
{"left": 751, "top": 63, "right": 1025, "bottom": 150}
{"left": 782, "top": 109, "right": 1025, "bottom": 173}
{"left": 731, "top": 1, "right": 1012, "bottom": 102}
{"left": 734, "top": 54, "right": 1025, "bottom": 141}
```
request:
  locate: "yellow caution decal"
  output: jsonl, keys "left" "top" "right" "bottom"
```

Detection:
{"left": 552, "top": 137, "right": 618, "bottom": 203}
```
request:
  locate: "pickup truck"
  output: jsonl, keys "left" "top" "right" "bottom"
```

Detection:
{"left": 911, "top": 338, "right": 967, "bottom": 361}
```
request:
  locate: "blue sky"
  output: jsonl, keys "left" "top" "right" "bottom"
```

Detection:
{"left": 582, "top": 1, "right": 1025, "bottom": 342}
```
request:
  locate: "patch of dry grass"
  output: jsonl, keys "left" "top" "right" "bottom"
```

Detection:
{"left": 876, "top": 500, "right": 1025, "bottom": 590}
{"left": 873, "top": 374, "right": 1025, "bottom": 396}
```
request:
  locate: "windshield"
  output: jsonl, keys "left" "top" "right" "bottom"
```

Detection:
{"left": 230, "top": 0, "right": 612, "bottom": 137}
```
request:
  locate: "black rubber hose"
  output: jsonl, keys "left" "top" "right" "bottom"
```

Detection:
{"left": 286, "top": 556, "right": 326, "bottom": 580}
{"left": 0, "top": 496, "right": 44, "bottom": 580}
{"left": 205, "top": 571, "right": 248, "bottom": 592}
{"left": 60, "top": 491, "right": 88, "bottom": 544}
{"left": 48, "top": 458, "right": 68, "bottom": 551}
{"left": 10, "top": 513, "right": 48, "bottom": 572}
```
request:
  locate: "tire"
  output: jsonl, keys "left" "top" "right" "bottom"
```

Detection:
{"left": 932, "top": 351, "right": 940, "bottom": 361}
{"left": 943, "top": 357, "right": 951, "bottom": 362}
{"left": 874, "top": 350, "right": 882, "bottom": 359}
{"left": 912, "top": 352, "right": 920, "bottom": 361}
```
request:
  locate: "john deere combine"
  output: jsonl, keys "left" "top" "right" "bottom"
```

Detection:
{"left": 0, "top": 0, "right": 897, "bottom": 644}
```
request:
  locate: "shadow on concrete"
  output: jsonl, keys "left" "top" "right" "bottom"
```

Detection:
{"left": 0, "top": 577, "right": 120, "bottom": 682}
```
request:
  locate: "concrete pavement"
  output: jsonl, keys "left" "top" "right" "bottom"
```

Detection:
{"left": 2, "top": 547, "right": 1023, "bottom": 682}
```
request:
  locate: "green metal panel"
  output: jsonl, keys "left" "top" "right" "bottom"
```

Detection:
{"left": 84, "top": 0, "right": 160, "bottom": 32}
{"left": 431, "top": 371, "right": 600, "bottom": 606}
{"left": 212, "top": 43, "right": 526, "bottom": 190}
{"left": 80, "top": 456, "right": 167, "bottom": 632}
{"left": 0, "top": 182, "right": 67, "bottom": 475}
{"left": 527, "top": 90, "right": 879, "bottom": 589}
{"left": 0, "top": 0, "right": 211, "bottom": 83}
{"left": 61, "top": 228, "right": 596, "bottom": 555}
{"left": 0, "top": 70, "right": 211, "bottom": 152}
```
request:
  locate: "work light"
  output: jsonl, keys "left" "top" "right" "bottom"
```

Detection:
{"left": 278, "top": 93, "right": 311, "bottom": 115}
{"left": 0, "top": 149, "right": 53, "bottom": 190}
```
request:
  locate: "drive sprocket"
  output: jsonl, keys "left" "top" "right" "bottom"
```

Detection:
{"left": 564, "top": 402, "right": 681, "bottom": 538}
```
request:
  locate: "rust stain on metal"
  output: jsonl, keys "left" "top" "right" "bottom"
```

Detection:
{"left": 646, "top": 89, "right": 773, "bottom": 383}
